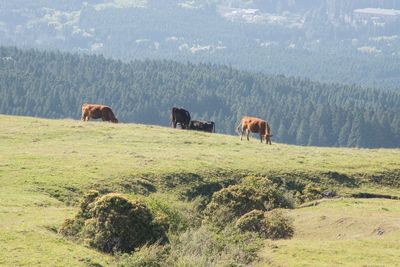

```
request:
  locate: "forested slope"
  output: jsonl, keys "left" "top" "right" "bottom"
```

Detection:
{"left": 2, "top": 1, "right": 400, "bottom": 89}
{"left": 1, "top": 46, "right": 399, "bottom": 148}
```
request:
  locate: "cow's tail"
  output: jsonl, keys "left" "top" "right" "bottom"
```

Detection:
{"left": 171, "top": 107, "right": 176, "bottom": 127}
{"left": 235, "top": 120, "right": 242, "bottom": 135}
{"left": 185, "top": 110, "right": 191, "bottom": 129}
{"left": 110, "top": 109, "right": 118, "bottom": 123}
{"left": 186, "top": 110, "right": 191, "bottom": 122}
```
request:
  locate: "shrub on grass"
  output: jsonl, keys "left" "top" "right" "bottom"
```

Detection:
{"left": 146, "top": 197, "right": 188, "bottom": 233}
{"left": 59, "top": 191, "right": 167, "bottom": 253}
{"left": 59, "top": 217, "right": 84, "bottom": 237}
{"left": 78, "top": 190, "right": 101, "bottom": 218}
{"left": 263, "top": 209, "right": 294, "bottom": 239}
{"left": 300, "top": 183, "right": 323, "bottom": 203}
{"left": 165, "top": 225, "right": 262, "bottom": 266}
{"left": 203, "top": 176, "right": 292, "bottom": 227}
{"left": 235, "top": 210, "right": 266, "bottom": 233}
{"left": 117, "top": 244, "right": 169, "bottom": 267}
{"left": 236, "top": 209, "right": 294, "bottom": 239}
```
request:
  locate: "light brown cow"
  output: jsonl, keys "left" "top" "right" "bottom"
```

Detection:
{"left": 81, "top": 103, "right": 118, "bottom": 123}
{"left": 236, "top": 116, "right": 272, "bottom": 144}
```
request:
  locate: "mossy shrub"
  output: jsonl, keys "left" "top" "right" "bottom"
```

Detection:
{"left": 236, "top": 209, "right": 294, "bottom": 239}
{"left": 78, "top": 190, "right": 101, "bottom": 218}
{"left": 203, "top": 177, "right": 291, "bottom": 227}
{"left": 117, "top": 244, "right": 169, "bottom": 267}
{"left": 263, "top": 209, "right": 294, "bottom": 239}
{"left": 235, "top": 210, "right": 266, "bottom": 233}
{"left": 300, "top": 183, "right": 323, "bottom": 203}
{"left": 59, "top": 218, "right": 84, "bottom": 237}
{"left": 60, "top": 190, "right": 101, "bottom": 238}
{"left": 59, "top": 191, "right": 167, "bottom": 253}
{"left": 146, "top": 197, "right": 188, "bottom": 234}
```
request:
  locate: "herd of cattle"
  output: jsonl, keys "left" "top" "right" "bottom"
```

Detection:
{"left": 81, "top": 103, "right": 273, "bottom": 144}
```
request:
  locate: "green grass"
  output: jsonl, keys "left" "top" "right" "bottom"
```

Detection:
{"left": 260, "top": 198, "right": 400, "bottom": 267}
{"left": 0, "top": 114, "right": 399, "bottom": 266}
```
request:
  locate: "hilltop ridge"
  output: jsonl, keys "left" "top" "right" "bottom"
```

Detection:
{"left": 1, "top": 47, "right": 400, "bottom": 148}
{"left": 0, "top": 114, "right": 400, "bottom": 266}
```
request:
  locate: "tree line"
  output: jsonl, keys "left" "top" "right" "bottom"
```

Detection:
{"left": 0, "top": 46, "right": 399, "bottom": 148}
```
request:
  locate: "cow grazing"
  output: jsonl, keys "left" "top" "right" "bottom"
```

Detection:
{"left": 81, "top": 103, "right": 118, "bottom": 123}
{"left": 171, "top": 107, "right": 191, "bottom": 129}
{"left": 189, "top": 120, "right": 215, "bottom": 133}
{"left": 236, "top": 116, "right": 273, "bottom": 144}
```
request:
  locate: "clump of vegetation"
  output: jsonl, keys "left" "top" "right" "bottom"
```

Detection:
{"left": 59, "top": 191, "right": 167, "bottom": 253}
{"left": 146, "top": 196, "right": 189, "bottom": 233}
{"left": 235, "top": 210, "right": 266, "bottom": 233}
{"left": 118, "top": 244, "right": 169, "bottom": 267}
{"left": 59, "top": 190, "right": 100, "bottom": 237}
{"left": 166, "top": 225, "right": 262, "bottom": 266}
{"left": 298, "top": 183, "right": 323, "bottom": 203}
{"left": 203, "top": 176, "right": 292, "bottom": 227}
{"left": 236, "top": 209, "right": 294, "bottom": 239}
{"left": 262, "top": 209, "right": 294, "bottom": 239}
{"left": 58, "top": 218, "right": 84, "bottom": 237}
{"left": 117, "top": 225, "right": 262, "bottom": 267}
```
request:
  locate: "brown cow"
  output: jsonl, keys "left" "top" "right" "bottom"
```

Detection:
{"left": 81, "top": 103, "right": 118, "bottom": 123}
{"left": 236, "top": 116, "right": 273, "bottom": 144}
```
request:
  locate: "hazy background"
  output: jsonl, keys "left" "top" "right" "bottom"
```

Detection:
{"left": 1, "top": 0, "right": 400, "bottom": 89}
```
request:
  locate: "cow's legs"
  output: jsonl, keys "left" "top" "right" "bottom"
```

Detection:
{"left": 240, "top": 126, "right": 244, "bottom": 140}
{"left": 81, "top": 112, "right": 88, "bottom": 121}
{"left": 260, "top": 134, "right": 263, "bottom": 143}
{"left": 246, "top": 129, "right": 250, "bottom": 141}
{"left": 86, "top": 112, "right": 91, "bottom": 121}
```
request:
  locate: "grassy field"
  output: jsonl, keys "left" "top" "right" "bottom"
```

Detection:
{"left": 260, "top": 198, "right": 400, "bottom": 266}
{"left": 0, "top": 114, "right": 399, "bottom": 266}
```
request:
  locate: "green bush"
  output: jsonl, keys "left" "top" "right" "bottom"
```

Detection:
{"left": 263, "top": 209, "right": 294, "bottom": 239}
{"left": 117, "top": 244, "right": 169, "bottom": 267}
{"left": 146, "top": 197, "right": 188, "bottom": 234}
{"left": 59, "top": 192, "right": 167, "bottom": 253}
{"left": 203, "top": 177, "right": 291, "bottom": 227}
{"left": 300, "top": 183, "right": 323, "bottom": 203}
{"left": 78, "top": 190, "right": 101, "bottom": 218}
{"left": 58, "top": 217, "right": 84, "bottom": 237}
{"left": 235, "top": 210, "right": 266, "bottom": 233}
{"left": 236, "top": 209, "right": 294, "bottom": 239}
{"left": 165, "top": 225, "right": 262, "bottom": 266}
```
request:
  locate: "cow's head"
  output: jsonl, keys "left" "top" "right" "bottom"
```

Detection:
{"left": 111, "top": 118, "right": 119, "bottom": 123}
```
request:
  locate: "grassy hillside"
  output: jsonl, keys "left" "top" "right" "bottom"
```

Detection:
{"left": 2, "top": 46, "right": 400, "bottom": 148}
{"left": 260, "top": 198, "right": 400, "bottom": 267}
{"left": 0, "top": 114, "right": 400, "bottom": 266}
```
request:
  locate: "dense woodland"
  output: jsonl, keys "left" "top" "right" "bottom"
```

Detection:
{"left": 1, "top": 1, "right": 400, "bottom": 90}
{"left": 0, "top": 46, "right": 399, "bottom": 148}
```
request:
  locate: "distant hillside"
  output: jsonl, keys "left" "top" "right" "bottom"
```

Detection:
{"left": 0, "top": 46, "right": 400, "bottom": 148}
{"left": 1, "top": 0, "right": 400, "bottom": 89}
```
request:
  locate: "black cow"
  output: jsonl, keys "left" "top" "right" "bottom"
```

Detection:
{"left": 171, "top": 107, "right": 191, "bottom": 129}
{"left": 189, "top": 120, "right": 215, "bottom": 133}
